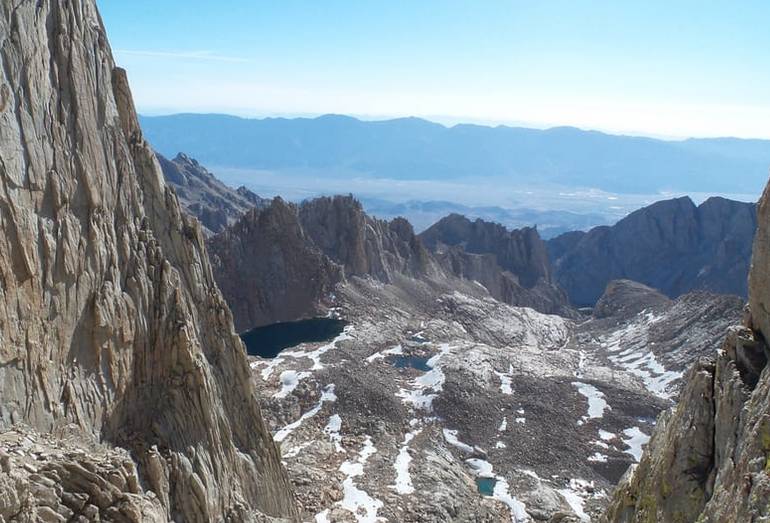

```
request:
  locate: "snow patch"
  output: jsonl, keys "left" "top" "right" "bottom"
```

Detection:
{"left": 588, "top": 452, "right": 608, "bottom": 463}
{"left": 493, "top": 364, "right": 514, "bottom": 395}
{"left": 603, "top": 312, "right": 682, "bottom": 399}
{"left": 391, "top": 429, "right": 422, "bottom": 495}
{"left": 273, "top": 370, "right": 311, "bottom": 399}
{"left": 443, "top": 429, "right": 476, "bottom": 454}
{"left": 572, "top": 382, "right": 610, "bottom": 421}
{"left": 282, "top": 326, "right": 354, "bottom": 371}
{"left": 599, "top": 430, "right": 615, "bottom": 441}
{"left": 365, "top": 344, "right": 404, "bottom": 363}
{"left": 622, "top": 426, "right": 650, "bottom": 462}
{"left": 324, "top": 414, "right": 344, "bottom": 452}
{"left": 274, "top": 384, "right": 337, "bottom": 443}
{"left": 498, "top": 417, "right": 508, "bottom": 432}
{"left": 338, "top": 436, "right": 384, "bottom": 522}
{"left": 397, "top": 343, "right": 453, "bottom": 411}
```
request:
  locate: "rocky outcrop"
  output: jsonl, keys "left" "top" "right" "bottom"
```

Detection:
{"left": 209, "top": 194, "right": 445, "bottom": 332}
{"left": 603, "top": 183, "right": 770, "bottom": 522}
{"left": 420, "top": 214, "right": 574, "bottom": 316}
{"left": 299, "top": 195, "right": 441, "bottom": 283}
{"left": 421, "top": 214, "right": 552, "bottom": 287}
{"left": 208, "top": 198, "right": 343, "bottom": 332}
{"left": 548, "top": 196, "right": 757, "bottom": 306}
{"left": 0, "top": 1, "right": 296, "bottom": 521}
{"left": 592, "top": 280, "right": 672, "bottom": 320}
{"left": 158, "top": 153, "right": 266, "bottom": 235}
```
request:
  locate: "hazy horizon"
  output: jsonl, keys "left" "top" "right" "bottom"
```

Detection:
{"left": 100, "top": 1, "right": 770, "bottom": 140}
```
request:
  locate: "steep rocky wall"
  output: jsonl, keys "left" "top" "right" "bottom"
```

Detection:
{"left": 0, "top": 1, "right": 296, "bottom": 520}
{"left": 421, "top": 213, "right": 552, "bottom": 287}
{"left": 603, "top": 183, "right": 770, "bottom": 522}
{"left": 299, "top": 195, "right": 442, "bottom": 282}
{"left": 549, "top": 196, "right": 756, "bottom": 306}
{"left": 208, "top": 198, "right": 343, "bottom": 332}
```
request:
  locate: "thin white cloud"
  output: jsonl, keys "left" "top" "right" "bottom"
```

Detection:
{"left": 115, "top": 49, "right": 250, "bottom": 63}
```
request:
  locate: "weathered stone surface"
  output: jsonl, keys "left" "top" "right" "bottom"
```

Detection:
{"left": 549, "top": 196, "right": 756, "bottom": 306}
{"left": 159, "top": 153, "right": 266, "bottom": 235}
{"left": 0, "top": 1, "right": 297, "bottom": 521}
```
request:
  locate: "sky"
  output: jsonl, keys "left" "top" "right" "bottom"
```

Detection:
{"left": 99, "top": 1, "right": 770, "bottom": 139}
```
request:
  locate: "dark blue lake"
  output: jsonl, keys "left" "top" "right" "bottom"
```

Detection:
{"left": 392, "top": 355, "right": 432, "bottom": 372}
{"left": 241, "top": 318, "right": 346, "bottom": 358}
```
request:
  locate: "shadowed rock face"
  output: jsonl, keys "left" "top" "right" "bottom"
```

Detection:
{"left": 603, "top": 182, "right": 770, "bottom": 523}
{"left": 548, "top": 196, "right": 757, "bottom": 306}
{"left": 420, "top": 214, "right": 574, "bottom": 316}
{"left": 421, "top": 213, "right": 552, "bottom": 287}
{"left": 158, "top": 153, "right": 267, "bottom": 235}
{"left": 209, "top": 194, "right": 443, "bottom": 332}
{"left": 0, "top": 1, "right": 296, "bottom": 521}
{"left": 208, "top": 198, "right": 344, "bottom": 332}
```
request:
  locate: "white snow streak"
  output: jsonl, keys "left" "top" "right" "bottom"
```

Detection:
{"left": 338, "top": 436, "right": 384, "bottom": 522}
{"left": 572, "top": 382, "right": 610, "bottom": 422}
{"left": 622, "top": 426, "right": 650, "bottom": 462}
{"left": 274, "top": 384, "right": 337, "bottom": 443}
{"left": 391, "top": 429, "right": 422, "bottom": 495}
{"left": 323, "top": 414, "right": 344, "bottom": 452}
{"left": 443, "top": 429, "right": 476, "bottom": 454}
{"left": 603, "top": 312, "right": 682, "bottom": 399}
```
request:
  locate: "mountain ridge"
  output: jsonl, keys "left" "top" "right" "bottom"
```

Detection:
{"left": 140, "top": 113, "right": 770, "bottom": 195}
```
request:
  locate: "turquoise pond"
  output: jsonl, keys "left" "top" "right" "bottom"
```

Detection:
{"left": 475, "top": 477, "right": 497, "bottom": 496}
{"left": 240, "top": 318, "right": 346, "bottom": 358}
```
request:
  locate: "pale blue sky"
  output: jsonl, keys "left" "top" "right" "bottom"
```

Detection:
{"left": 100, "top": 1, "right": 770, "bottom": 138}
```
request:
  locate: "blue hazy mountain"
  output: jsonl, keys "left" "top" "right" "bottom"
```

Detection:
{"left": 139, "top": 113, "right": 770, "bottom": 195}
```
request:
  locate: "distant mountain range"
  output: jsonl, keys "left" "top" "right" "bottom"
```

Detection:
{"left": 140, "top": 113, "right": 770, "bottom": 195}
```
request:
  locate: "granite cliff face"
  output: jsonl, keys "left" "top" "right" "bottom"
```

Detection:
{"left": 0, "top": 1, "right": 296, "bottom": 521}
{"left": 299, "top": 195, "right": 441, "bottom": 283}
{"left": 208, "top": 198, "right": 343, "bottom": 332}
{"left": 158, "top": 153, "right": 266, "bottom": 235}
{"left": 603, "top": 182, "right": 770, "bottom": 522}
{"left": 209, "top": 194, "right": 445, "bottom": 332}
{"left": 420, "top": 214, "right": 573, "bottom": 315}
{"left": 548, "top": 196, "right": 757, "bottom": 306}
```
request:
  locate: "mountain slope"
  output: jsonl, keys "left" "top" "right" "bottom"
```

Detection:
{"left": 603, "top": 178, "right": 770, "bottom": 522}
{"left": 158, "top": 153, "right": 266, "bottom": 235}
{"left": 140, "top": 113, "right": 770, "bottom": 195}
{"left": 0, "top": 1, "right": 296, "bottom": 521}
{"left": 421, "top": 214, "right": 574, "bottom": 316}
{"left": 548, "top": 196, "right": 757, "bottom": 305}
